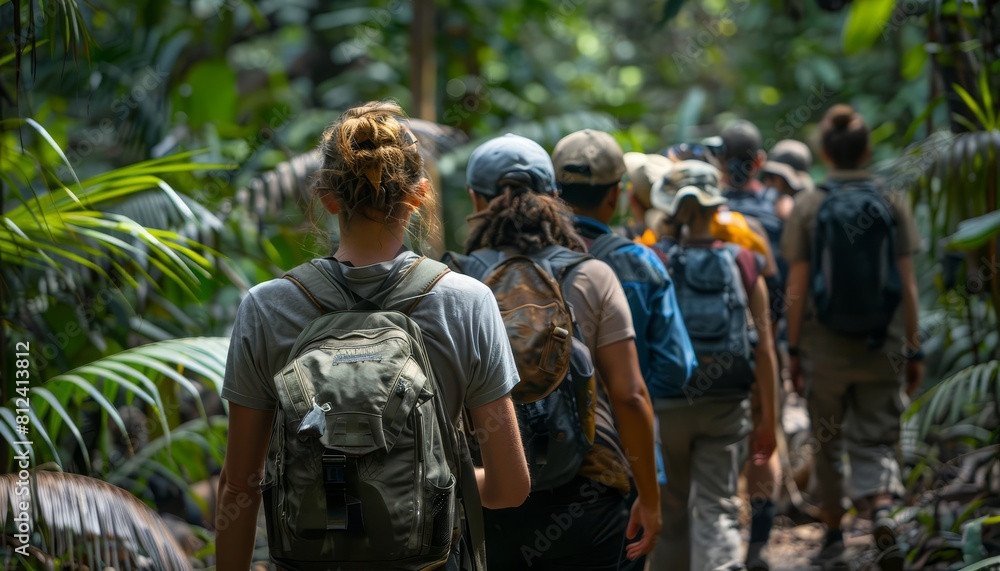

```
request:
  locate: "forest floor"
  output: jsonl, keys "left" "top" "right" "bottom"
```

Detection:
{"left": 763, "top": 518, "right": 884, "bottom": 571}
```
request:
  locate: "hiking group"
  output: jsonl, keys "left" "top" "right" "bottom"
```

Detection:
{"left": 216, "top": 100, "right": 924, "bottom": 571}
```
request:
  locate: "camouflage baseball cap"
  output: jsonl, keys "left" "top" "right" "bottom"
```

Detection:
{"left": 650, "top": 160, "right": 727, "bottom": 216}
{"left": 466, "top": 133, "right": 558, "bottom": 197}
{"left": 552, "top": 129, "right": 626, "bottom": 187}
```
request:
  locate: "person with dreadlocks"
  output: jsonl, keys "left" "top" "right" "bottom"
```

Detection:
{"left": 443, "top": 134, "right": 661, "bottom": 570}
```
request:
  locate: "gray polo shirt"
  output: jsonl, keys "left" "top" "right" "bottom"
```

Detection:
{"left": 222, "top": 250, "right": 520, "bottom": 423}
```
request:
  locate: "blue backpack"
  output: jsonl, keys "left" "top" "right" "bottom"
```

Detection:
{"left": 666, "top": 243, "right": 757, "bottom": 401}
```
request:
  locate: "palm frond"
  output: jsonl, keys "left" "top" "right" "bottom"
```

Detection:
{"left": 1, "top": 337, "right": 230, "bottom": 474}
{"left": 236, "top": 118, "right": 470, "bottom": 218}
{"left": 2, "top": 126, "right": 235, "bottom": 296}
{"left": 0, "top": 471, "right": 190, "bottom": 570}
{"left": 903, "top": 360, "right": 999, "bottom": 445}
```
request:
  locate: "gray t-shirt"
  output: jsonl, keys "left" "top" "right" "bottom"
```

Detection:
{"left": 222, "top": 251, "right": 520, "bottom": 424}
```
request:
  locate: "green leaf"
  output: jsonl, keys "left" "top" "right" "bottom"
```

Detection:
{"left": 177, "top": 60, "right": 239, "bottom": 128}
{"left": 842, "top": 0, "right": 897, "bottom": 55}
{"left": 31, "top": 387, "right": 91, "bottom": 471}
{"left": 946, "top": 210, "right": 1000, "bottom": 250}
{"left": 978, "top": 71, "right": 996, "bottom": 128}
{"left": 902, "top": 43, "right": 928, "bottom": 81}
{"left": 902, "top": 95, "right": 945, "bottom": 143}
{"left": 953, "top": 83, "right": 990, "bottom": 130}
{"left": 957, "top": 555, "right": 1000, "bottom": 570}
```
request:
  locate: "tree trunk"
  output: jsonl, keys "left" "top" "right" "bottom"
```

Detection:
{"left": 409, "top": 0, "right": 444, "bottom": 257}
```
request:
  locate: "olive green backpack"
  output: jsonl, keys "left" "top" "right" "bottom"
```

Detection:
{"left": 262, "top": 256, "right": 484, "bottom": 571}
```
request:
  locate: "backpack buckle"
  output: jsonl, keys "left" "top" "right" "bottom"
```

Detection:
{"left": 322, "top": 452, "right": 359, "bottom": 532}
{"left": 322, "top": 453, "right": 347, "bottom": 485}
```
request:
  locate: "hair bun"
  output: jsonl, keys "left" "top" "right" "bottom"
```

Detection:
{"left": 337, "top": 112, "right": 408, "bottom": 193}
{"left": 314, "top": 101, "right": 426, "bottom": 223}
{"left": 827, "top": 104, "right": 856, "bottom": 131}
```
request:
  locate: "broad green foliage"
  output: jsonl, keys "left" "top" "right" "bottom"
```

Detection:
{"left": 842, "top": 0, "right": 898, "bottom": 55}
{"left": 2, "top": 0, "right": 1000, "bottom": 566}
{"left": 0, "top": 337, "right": 228, "bottom": 492}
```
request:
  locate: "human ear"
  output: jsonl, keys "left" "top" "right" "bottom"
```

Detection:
{"left": 608, "top": 183, "right": 622, "bottom": 210}
{"left": 411, "top": 178, "right": 431, "bottom": 208}
{"left": 320, "top": 192, "right": 341, "bottom": 215}
{"left": 468, "top": 188, "right": 489, "bottom": 213}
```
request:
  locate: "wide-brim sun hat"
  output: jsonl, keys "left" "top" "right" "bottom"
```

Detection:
{"left": 762, "top": 139, "right": 813, "bottom": 192}
{"left": 650, "top": 159, "right": 727, "bottom": 216}
{"left": 761, "top": 160, "right": 808, "bottom": 191}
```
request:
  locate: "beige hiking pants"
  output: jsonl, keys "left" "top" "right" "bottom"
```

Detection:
{"left": 652, "top": 396, "right": 750, "bottom": 571}
{"left": 802, "top": 360, "right": 907, "bottom": 512}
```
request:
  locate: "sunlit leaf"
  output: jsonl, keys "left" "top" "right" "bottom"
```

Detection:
{"left": 842, "top": 0, "right": 897, "bottom": 55}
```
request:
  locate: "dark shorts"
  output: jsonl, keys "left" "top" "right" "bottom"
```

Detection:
{"left": 482, "top": 476, "right": 634, "bottom": 571}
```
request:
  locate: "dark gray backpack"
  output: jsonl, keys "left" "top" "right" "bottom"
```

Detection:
{"left": 263, "top": 256, "right": 484, "bottom": 571}
{"left": 667, "top": 243, "right": 758, "bottom": 401}
{"left": 811, "top": 179, "right": 902, "bottom": 348}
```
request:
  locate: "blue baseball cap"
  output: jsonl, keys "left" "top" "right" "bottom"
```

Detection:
{"left": 466, "top": 134, "right": 558, "bottom": 197}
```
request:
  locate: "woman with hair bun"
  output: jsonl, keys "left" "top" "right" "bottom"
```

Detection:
{"left": 216, "top": 102, "right": 530, "bottom": 570}
{"left": 783, "top": 104, "right": 922, "bottom": 569}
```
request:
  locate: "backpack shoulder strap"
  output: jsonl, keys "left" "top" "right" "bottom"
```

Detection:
{"left": 531, "top": 245, "right": 592, "bottom": 284}
{"left": 282, "top": 260, "right": 354, "bottom": 312}
{"left": 588, "top": 232, "right": 633, "bottom": 262}
{"left": 283, "top": 257, "right": 449, "bottom": 315}
{"left": 441, "top": 249, "right": 503, "bottom": 281}
{"left": 382, "top": 257, "right": 451, "bottom": 314}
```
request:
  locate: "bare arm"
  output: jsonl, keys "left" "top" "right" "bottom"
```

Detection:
{"left": 469, "top": 395, "right": 530, "bottom": 509}
{"left": 776, "top": 194, "right": 795, "bottom": 221}
{"left": 596, "top": 338, "right": 660, "bottom": 557}
{"left": 785, "top": 261, "right": 809, "bottom": 353}
{"left": 897, "top": 256, "right": 920, "bottom": 351}
{"left": 748, "top": 275, "right": 778, "bottom": 465}
{"left": 785, "top": 261, "right": 809, "bottom": 396}
{"left": 897, "top": 255, "right": 924, "bottom": 395}
{"left": 216, "top": 404, "right": 275, "bottom": 571}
